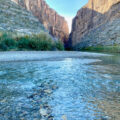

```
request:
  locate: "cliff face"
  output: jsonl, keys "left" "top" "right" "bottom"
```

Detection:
{"left": 0, "top": 0, "right": 47, "bottom": 34}
{"left": 70, "top": 0, "right": 120, "bottom": 49}
{"left": 11, "top": 0, "right": 69, "bottom": 42}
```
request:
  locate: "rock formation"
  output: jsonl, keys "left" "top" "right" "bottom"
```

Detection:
{"left": 11, "top": 0, "right": 69, "bottom": 42}
{"left": 70, "top": 0, "right": 120, "bottom": 49}
{"left": 0, "top": 0, "right": 47, "bottom": 34}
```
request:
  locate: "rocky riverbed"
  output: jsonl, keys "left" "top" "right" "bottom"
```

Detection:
{"left": 0, "top": 51, "right": 120, "bottom": 120}
{"left": 0, "top": 80, "right": 58, "bottom": 120}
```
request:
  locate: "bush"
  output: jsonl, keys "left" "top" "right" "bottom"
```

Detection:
{"left": 3, "top": 38, "right": 16, "bottom": 47}
{"left": 29, "top": 34, "right": 54, "bottom": 50}
{"left": 82, "top": 45, "right": 120, "bottom": 53}
{"left": 55, "top": 40, "right": 64, "bottom": 50}
{"left": 17, "top": 35, "right": 30, "bottom": 49}
{"left": 0, "top": 32, "right": 65, "bottom": 51}
{"left": 0, "top": 42, "right": 7, "bottom": 51}
{"left": 0, "top": 32, "right": 17, "bottom": 50}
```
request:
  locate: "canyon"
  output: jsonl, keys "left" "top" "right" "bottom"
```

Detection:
{"left": 11, "top": 0, "right": 69, "bottom": 42}
{"left": 0, "top": 0, "right": 120, "bottom": 50}
{"left": 0, "top": 1, "right": 120, "bottom": 119}
{"left": 69, "top": 0, "right": 120, "bottom": 50}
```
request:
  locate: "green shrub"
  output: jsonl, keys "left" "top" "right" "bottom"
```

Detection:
{"left": 0, "top": 32, "right": 65, "bottom": 51}
{"left": 82, "top": 45, "right": 120, "bottom": 53}
{"left": 0, "top": 42, "right": 7, "bottom": 51}
{"left": 17, "top": 35, "right": 30, "bottom": 49}
{"left": 3, "top": 38, "right": 16, "bottom": 47}
{"left": 55, "top": 40, "right": 64, "bottom": 50}
{"left": 29, "top": 33, "right": 54, "bottom": 50}
{"left": 0, "top": 32, "right": 16, "bottom": 50}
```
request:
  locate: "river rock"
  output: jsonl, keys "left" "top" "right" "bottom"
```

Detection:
{"left": 39, "top": 108, "right": 48, "bottom": 116}
{"left": 52, "top": 85, "right": 58, "bottom": 90}
{"left": 62, "top": 115, "right": 67, "bottom": 120}
{"left": 44, "top": 89, "right": 52, "bottom": 94}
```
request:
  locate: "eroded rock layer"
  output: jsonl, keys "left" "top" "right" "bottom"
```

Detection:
{"left": 70, "top": 0, "right": 120, "bottom": 49}
{"left": 11, "top": 0, "right": 69, "bottom": 42}
{"left": 0, "top": 0, "right": 46, "bottom": 34}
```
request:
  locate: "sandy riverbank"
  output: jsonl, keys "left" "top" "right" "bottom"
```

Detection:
{"left": 0, "top": 51, "right": 111, "bottom": 62}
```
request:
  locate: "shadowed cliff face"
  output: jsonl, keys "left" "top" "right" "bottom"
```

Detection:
{"left": 69, "top": 0, "right": 120, "bottom": 49}
{"left": 11, "top": 0, "right": 69, "bottom": 42}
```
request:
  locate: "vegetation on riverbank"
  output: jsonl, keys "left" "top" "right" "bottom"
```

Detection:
{"left": 81, "top": 45, "right": 120, "bottom": 53}
{"left": 0, "top": 32, "right": 64, "bottom": 51}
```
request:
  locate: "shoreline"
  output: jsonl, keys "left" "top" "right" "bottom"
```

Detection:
{"left": 0, "top": 51, "right": 112, "bottom": 62}
{"left": 79, "top": 45, "right": 120, "bottom": 53}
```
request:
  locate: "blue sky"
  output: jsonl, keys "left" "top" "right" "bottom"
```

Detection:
{"left": 45, "top": 0, "right": 88, "bottom": 31}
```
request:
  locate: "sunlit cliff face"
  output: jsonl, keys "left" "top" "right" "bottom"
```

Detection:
{"left": 69, "top": 0, "right": 120, "bottom": 48}
{"left": 11, "top": 0, "right": 18, "bottom": 4}
{"left": 11, "top": 0, "right": 69, "bottom": 42}
{"left": 86, "top": 0, "right": 120, "bottom": 14}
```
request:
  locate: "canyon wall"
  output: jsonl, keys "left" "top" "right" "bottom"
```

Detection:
{"left": 11, "top": 0, "right": 69, "bottom": 42}
{"left": 70, "top": 0, "right": 120, "bottom": 49}
{"left": 0, "top": 0, "right": 47, "bottom": 34}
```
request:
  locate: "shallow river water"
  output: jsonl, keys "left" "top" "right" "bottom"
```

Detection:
{"left": 0, "top": 51, "right": 120, "bottom": 120}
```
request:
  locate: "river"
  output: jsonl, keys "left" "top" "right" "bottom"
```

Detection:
{"left": 0, "top": 51, "right": 120, "bottom": 120}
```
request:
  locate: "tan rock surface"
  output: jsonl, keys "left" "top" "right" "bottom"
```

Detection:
{"left": 70, "top": 0, "right": 120, "bottom": 49}
{"left": 11, "top": 0, "right": 69, "bottom": 42}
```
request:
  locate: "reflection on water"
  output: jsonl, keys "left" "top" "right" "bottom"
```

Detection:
{"left": 0, "top": 52, "right": 120, "bottom": 120}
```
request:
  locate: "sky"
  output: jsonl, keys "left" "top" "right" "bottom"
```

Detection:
{"left": 45, "top": 0, "right": 88, "bottom": 32}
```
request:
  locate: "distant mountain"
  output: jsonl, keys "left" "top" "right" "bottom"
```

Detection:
{"left": 69, "top": 0, "right": 120, "bottom": 49}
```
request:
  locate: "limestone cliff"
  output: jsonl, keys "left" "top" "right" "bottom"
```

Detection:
{"left": 11, "top": 0, "right": 69, "bottom": 42}
{"left": 70, "top": 0, "right": 120, "bottom": 49}
{"left": 0, "top": 0, "right": 47, "bottom": 34}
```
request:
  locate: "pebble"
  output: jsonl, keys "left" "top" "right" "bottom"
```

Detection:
{"left": 0, "top": 99, "right": 6, "bottom": 103}
{"left": 62, "top": 115, "right": 67, "bottom": 120}
{"left": 39, "top": 108, "right": 48, "bottom": 116}
{"left": 52, "top": 85, "right": 58, "bottom": 90}
{"left": 44, "top": 89, "right": 52, "bottom": 94}
{"left": 48, "top": 115, "right": 54, "bottom": 120}
{"left": 0, "top": 82, "right": 57, "bottom": 120}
